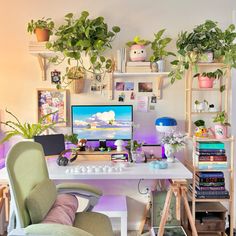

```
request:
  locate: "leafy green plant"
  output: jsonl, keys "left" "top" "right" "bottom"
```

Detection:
{"left": 47, "top": 11, "right": 120, "bottom": 77}
{"left": 0, "top": 110, "right": 59, "bottom": 143}
{"left": 126, "top": 36, "right": 151, "bottom": 47}
{"left": 169, "top": 20, "right": 236, "bottom": 84}
{"left": 194, "top": 119, "right": 205, "bottom": 127}
{"left": 150, "top": 29, "right": 175, "bottom": 62}
{"left": 194, "top": 68, "right": 225, "bottom": 92}
{"left": 125, "top": 140, "right": 144, "bottom": 151}
{"left": 64, "top": 134, "right": 78, "bottom": 145}
{"left": 213, "top": 111, "right": 231, "bottom": 126}
{"left": 27, "top": 17, "right": 54, "bottom": 35}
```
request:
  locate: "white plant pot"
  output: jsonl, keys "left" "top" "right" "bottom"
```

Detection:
{"left": 156, "top": 60, "right": 165, "bottom": 72}
{"left": 164, "top": 144, "right": 176, "bottom": 163}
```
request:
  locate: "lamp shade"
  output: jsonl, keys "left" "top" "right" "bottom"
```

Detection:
{"left": 155, "top": 117, "right": 177, "bottom": 133}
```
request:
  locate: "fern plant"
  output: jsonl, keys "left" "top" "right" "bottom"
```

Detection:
{"left": 0, "top": 110, "right": 59, "bottom": 143}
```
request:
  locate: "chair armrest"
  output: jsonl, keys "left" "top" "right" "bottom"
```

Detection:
{"left": 56, "top": 183, "right": 103, "bottom": 210}
{"left": 23, "top": 223, "right": 93, "bottom": 236}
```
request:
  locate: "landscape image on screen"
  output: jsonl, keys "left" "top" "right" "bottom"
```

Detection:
{"left": 72, "top": 106, "right": 133, "bottom": 140}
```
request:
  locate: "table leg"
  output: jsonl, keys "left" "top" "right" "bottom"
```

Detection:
{"left": 157, "top": 187, "right": 173, "bottom": 236}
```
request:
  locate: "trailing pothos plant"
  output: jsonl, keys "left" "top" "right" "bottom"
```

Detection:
{"left": 169, "top": 20, "right": 236, "bottom": 84}
{"left": 47, "top": 11, "right": 120, "bottom": 81}
{"left": 0, "top": 110, "right": 59, "bottom": 143}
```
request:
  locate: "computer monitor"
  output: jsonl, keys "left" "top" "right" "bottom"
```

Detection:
{"left": 71, "top": 105, "right": 133, "bottom": 148}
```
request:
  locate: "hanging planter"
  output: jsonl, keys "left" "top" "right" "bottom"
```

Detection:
{"left": 67, "top": 67, "right": 85, "bottom": 94}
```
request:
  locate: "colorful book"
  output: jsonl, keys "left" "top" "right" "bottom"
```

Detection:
{"left": 197, "top": 171, "right": 224, "bottom": 178}
{"left": 195, "top": 181, "right": 225, "bottom": 187}
{"left": 195, "top": 194, "right": 230, "bottom": 199}
{"left": 197, "top": 161, "right": 227, "bottom": 169}
{"left": 195, "top": 175, "right": 225, "bottom": 183}
{"left": 196, "top": 150, "right": 225, "bottom": 156}
{"left": 196, "top": 186, "right": 225, "bottom": 191}
{"left": 196, "top": 141, "right": 225, "bottom": 149}
{"left": 197, "top": 155, "right": 227, "bottom": 162}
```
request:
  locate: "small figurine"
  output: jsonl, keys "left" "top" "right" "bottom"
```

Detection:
{"left": 78, "top": 139, "right": 87, "bottom": 151}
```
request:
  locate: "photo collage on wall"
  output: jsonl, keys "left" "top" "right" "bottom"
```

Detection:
{"left": 115, "top": 81, "right": 157, "bottom": 111}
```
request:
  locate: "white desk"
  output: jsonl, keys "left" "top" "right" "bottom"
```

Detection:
{"left": 0, "top": 158, "right": 192, "bottom": 236}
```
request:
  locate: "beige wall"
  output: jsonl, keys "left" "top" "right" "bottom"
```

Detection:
{"left": 0, "top": 0, "right": 235, "bottom": 229}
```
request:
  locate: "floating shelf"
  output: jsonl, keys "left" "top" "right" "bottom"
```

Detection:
{"left": 109, "top": 71, "right": 170, "bottom": 100}
{"left": 29, "top": 41, "right": 57, "bottom": 81}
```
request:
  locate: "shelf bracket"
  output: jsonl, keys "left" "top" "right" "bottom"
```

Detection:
{"left": 37, "top": 55, "right": 48, "bottom": 81}
{"left": 156, "top": 76, "right": 164, "bottom": 99}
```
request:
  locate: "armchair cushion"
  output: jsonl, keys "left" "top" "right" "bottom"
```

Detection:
{"left": 26, "top": 179, "right": 57, "bottom": 224}
{"left": 42, "top": 193, "right": 78, "bottom": 225}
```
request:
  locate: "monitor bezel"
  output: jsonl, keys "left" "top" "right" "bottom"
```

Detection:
{"left": 71, "top": 104, "right": 133, "bottom": 141}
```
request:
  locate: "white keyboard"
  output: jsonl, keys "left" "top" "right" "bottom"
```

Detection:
{"left": 65, "top": 164, "right": 126, "bottom": 174}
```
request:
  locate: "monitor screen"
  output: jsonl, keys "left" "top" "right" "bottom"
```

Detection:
{"left": 71, "top": 105, "right": 133, "bottom": 141}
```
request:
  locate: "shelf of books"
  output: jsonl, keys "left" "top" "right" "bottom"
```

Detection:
{"left": 184, "top": 63, "right": 234, "bottom": 235}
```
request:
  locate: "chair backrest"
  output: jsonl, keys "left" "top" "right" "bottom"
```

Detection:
{"left": 6, "top": 141, "right": 49, "bottom": 228}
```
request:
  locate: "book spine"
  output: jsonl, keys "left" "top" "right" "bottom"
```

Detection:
{"left": 196, "top": 177, "right": 225, "bottom": 183}
{"left": 197, "top": 171, "right": 224, "bottom": 178}
{"left": 197, "top": 186, "right": 225, "bottom": 191}
{"left": 195, "top": 189, "right": 229, "bottom": 195}
{"left": 196, "top": 195, "right": 230, "bottom": 199}
{"left": 196, "top": 182, "right": 225, "bottom": 187}
{"left": 198, "top": 155, "right": 227, "bottom": 161}
{"left": 197, "top": 143, "right": 225, "bottom": 149}
{"left": 196, "top": 148, "right": 225, "bottom": 153}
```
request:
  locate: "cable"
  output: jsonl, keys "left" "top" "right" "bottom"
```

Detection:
{"left": 137, "top": 179, "right": 149, "bottom": 195}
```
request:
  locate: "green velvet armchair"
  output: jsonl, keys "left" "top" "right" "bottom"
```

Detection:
{"left": 6, "top": 141, "right": 113, "bottom": 236}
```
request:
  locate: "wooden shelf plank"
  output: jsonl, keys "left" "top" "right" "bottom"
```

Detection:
{"left": 113, "top": 72, "right": 169, "bottom": 77}
{"left": 196, "top": 62, "right": 225, "bottom": 67}
{"left": 191, "top": 111, "right": 218, "bottom": 115}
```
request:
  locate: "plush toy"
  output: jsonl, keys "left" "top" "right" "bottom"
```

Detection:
{"left": 78, "top": 139, "right": 87, "bottom": 151}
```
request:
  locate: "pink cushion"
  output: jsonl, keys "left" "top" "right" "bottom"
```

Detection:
{"left": 42, "top": 194, "right": 78, "bottom": 225}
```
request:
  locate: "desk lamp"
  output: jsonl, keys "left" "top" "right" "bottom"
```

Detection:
{"left": 155, "top": 117, "right": 177, "bottom": 133}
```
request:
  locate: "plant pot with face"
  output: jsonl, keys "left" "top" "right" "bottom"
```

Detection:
{"left": 212, "top": 111, "right": 230, "bottom": 139}
{"left": 126, "top": 36, "right": 150, "bottom": 62}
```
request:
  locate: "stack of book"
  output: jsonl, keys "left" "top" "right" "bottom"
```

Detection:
{"left": 126, "top": 61, "right": 151, "bottom": 73}
{"left": 195, "top": 141, "right": 227, "bottom": 170}
{"left": 190, "top": 171, "right": 229, "bottom": 199}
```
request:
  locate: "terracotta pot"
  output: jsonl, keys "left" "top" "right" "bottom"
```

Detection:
{"left": 198, "top": 76, "right": 214, "bottom": 88}
{"left": 35, "top": 28, "right": 50, "bottom": 42}
{"left": 129, "top": 44, "right": 146, "bottom": 62}
{"left": 73, "top": 78, "right": 85, "bottom": 94}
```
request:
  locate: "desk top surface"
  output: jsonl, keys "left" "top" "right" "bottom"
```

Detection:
{"left": 0, "top": 158, "right": 192, "bottom": 182}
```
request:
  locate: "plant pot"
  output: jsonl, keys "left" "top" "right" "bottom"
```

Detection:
{"left": 35, "top": 28, "right": 50, "bottom": 42}
{"left": 129, "top": 44, "right": 147, "bottom": 62}
{"left": 150, "top": 60, "right": 165, "bottom": 72}
{"left": 198, "top": 76, "right": 214, "bottom": 88}
{"left": 214, "top": 124, "right": 227, "bottom": 139}
{"left": 164, "top": 144, "right": 176, "bottom": 163}
{"left": 198, "top": 51, "right": 214, "bottom": 63}
{"left": 72, "top": 78, "right": 85, "bottom": 94}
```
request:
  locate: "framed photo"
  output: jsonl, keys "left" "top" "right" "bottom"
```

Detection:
{"left": 37, "top": 89, "right": 68, "bottom": 126}
{"left": 138, "top": 82, "right": 153, "bottom": 92}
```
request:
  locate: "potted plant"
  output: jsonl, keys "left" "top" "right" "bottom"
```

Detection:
{"left": 47, "top": 11, "right": 120, "bottom": 93}
{"left": 126, "top": 36, "right": 151, "bottom": 62}
{"left": 27, "top": 17, "right": 54, "bottom": 42}
{"left": 169, "top": 20, "right": 236, "bottom": 84}
{"left": 149, "top": 29, "right": 175, "bottom": 72}
{"left": 125, "top": 140, "right": 144, "bottom": 162}
{"left": 212, "top": 111, "right": 230, "bottom": 139}
{"left": 64, "top": 133, "right": 79, "bottom": 147}
{"left": 161, "top": 132, "right": 186, "bottom": 162}
{"left": 0, "top": 110, "right": 59, "bottom": 143}
{"left": 194, "top": 99, "right": 208, "bottom": 112}
{"left": 193, "top": 69, "right": 224, "bottom": 89}
{"left": 193, "top": 119, "right": 208, "bottom": 137}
